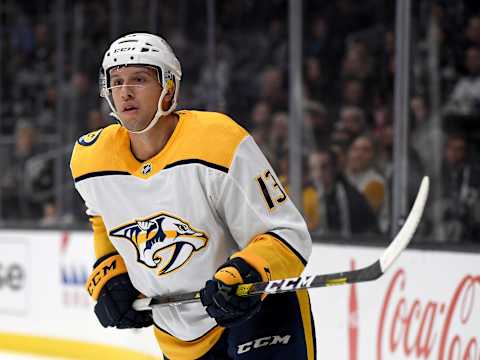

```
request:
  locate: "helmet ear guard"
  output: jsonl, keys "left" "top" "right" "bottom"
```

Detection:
{"left": 167, "top": 79, "right": 174, "bottom": 91}
{"left": 98, "top": 70, "right": 108, "bottom": 98}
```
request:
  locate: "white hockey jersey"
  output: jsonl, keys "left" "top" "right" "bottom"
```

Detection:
{"left": 70, "top": 110, "right": 312, "bottom": 359}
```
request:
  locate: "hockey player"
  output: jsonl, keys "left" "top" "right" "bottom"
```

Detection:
{"left": 70, "top": 33, "right": 316, "bottom": 359}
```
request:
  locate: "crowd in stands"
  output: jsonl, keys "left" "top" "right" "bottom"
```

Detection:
{"left": 1, "top": 0, "right": 479, "bottom": 243}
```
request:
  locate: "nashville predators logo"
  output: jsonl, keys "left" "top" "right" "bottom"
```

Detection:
{"left": 78, "top": 129, "right": 103, "bottom": 146}
{"left": 109, "top": 212, "right": 208, "bottom": 276}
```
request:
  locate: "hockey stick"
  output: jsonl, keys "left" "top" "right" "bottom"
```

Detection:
{"left": 133, "top": 176, "right": 429, "bottom": 311}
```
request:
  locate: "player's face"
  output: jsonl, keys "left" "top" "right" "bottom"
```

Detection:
{"left": 109, "top": 66, "right": 162, "bottom": 132}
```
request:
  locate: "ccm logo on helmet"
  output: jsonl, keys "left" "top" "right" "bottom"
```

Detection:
{"left": 237, "top": 335, "right": 291, "bottom": 354}
{"left": 113, "top": 47, "right": 136, "bottom": 53}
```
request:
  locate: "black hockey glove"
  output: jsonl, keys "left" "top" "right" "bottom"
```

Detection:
{"left": 85, "top": 253, "right": 152, "bottom": 329}
{"left": 200, "top": 257, "right": 264, "bottom": 328}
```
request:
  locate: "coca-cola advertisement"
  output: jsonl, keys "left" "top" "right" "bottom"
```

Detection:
{"left": 306, "top": 244, "right": 479, "bottom": 360}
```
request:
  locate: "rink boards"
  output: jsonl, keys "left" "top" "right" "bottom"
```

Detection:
{"left": 0, "top": 230, "right": 478, "bottom": 359}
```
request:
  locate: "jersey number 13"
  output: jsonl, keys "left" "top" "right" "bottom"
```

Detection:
{"left": 256, "top": 170, "right": 287, "bottom": 211}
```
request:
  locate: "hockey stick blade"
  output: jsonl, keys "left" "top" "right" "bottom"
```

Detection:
{"left": 133, "top": 176, "right": 429, "bottom": 312}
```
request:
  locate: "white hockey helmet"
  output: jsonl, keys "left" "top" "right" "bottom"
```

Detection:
{"left": 99, "top": 32, "right": 182, "bottom": 133}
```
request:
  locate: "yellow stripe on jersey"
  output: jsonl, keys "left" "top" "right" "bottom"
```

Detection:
{"left": 296, "top": 290, "right": 316, "bottom": 360}
{"left": 70, "top": 110, "right": 248, "bottom": 180}
{"left": 137, "top": 111, "right": 248, "bottom": 179}
{"left": 89, "top": 216, "right": 116, "bottom": 259}
{"left": 234, "top": 233, "right": 305, "bottom": 281}
{"left": 153, "top": 325, "right": 224, "bottom": 360}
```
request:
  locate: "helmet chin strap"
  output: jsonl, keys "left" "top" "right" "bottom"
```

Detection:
{"left": 109, "top": 86, "right": 176, "bottom": 134}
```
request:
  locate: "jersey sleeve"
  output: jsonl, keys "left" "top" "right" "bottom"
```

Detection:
{"left": 89, "top": 215, "right": 116, "bottom": 259}
{"left": 70, "top": 141, "right": 116, "bottom": 260}
{"left": 215, "top": 135, "right": 312, "bottom": 280}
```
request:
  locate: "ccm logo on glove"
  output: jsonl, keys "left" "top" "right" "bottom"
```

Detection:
{"left": 85, "top": 253, "right": 127, "bottom": 300}
{"left": 85, "top": 253, "right": 152, "bottom": 329}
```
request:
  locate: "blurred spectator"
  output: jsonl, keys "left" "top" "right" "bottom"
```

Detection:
{"left": 0, "top": 121, "right": 44, "bottom": 219}
{"left": 331, "top": 127, "right": 353, "bottom": 150}
{"left": 341, "top": 40, "right": 374, "bottom": 84}
{"left": 265, "top": 111, "right": 288, "bottom": 167}
{"left": 10, "top": 12, "right": 35, "bottom": 55}
{"left": 340, "top": 79, "right": 368, "bottom": 112}
{"left": 304, "top": 57, "right": 330, "bottom": 103}
{"left": 258, "top": 66, "right": 287, "bottom": 110}
{"left": 337, "top": 106, "right": 367, "bottom": 139}
{"left": 191, "top": 41, "right": 231, "bottom": 112}
{"left": 445, "top": 46, "right": 480, "bottom": 116}
{"left": 372, "top": 103, "right": 391, "bottom": 134}
{"left": 40, "top": 201, "right": 58, "bottom": 227}
{"left": 384, "top": 30, "right": 395, "bottom": 58}
{"left": 376, "top": 122, "right": 425, "bottom": 233}
{"left": 345, "top": 135, "right": 386, "bottom": 215}
{"left": 330, "top": 126, "right": 353, "bottom": 173}
{"left": 330, "top": 142, "right": 350, "bottom": 173}
{"left": 377, "top": 30, "right": 395, "bottom": 100}
{"left": 32, "top": 22, "right": 53, "bottom": 71}
{"left": 456, "top": 15, "right": 480, "bottom": 65}
{"left": 410, "top": 95, "right": 443, "bottom": 174}
{"left": 437, "top": 133, "right": 480, "bottom": 242}
{"left": 64, "top": 71, "right": 99, "bottom": 138}
{"left": 249, "top": 101, "right": 273, "bottom": 157}
{"left": 264, "top": 17, "right": 288, "bottom": 67}
{"left": 250, "top": 100, "right": 272, "bottom": 131}
{"left": 36, "top": 85, "right": 57, "bottom": 133}
{"left": 377, "top": 123, "right": 424, "bottom": 183}
{"left": 304, "top": 101, "right": 331, "bottom": 147}
{"left": 465, "top": 15, "right": 480, "bottom": 47}
{"left": 305, "top": 16, "right": 330, "bottom": 58}
{"left": 303, "top": 148, "right": 378, "bottom": 235}
{"left": 276, "top": 151, "right": 291, "bottom": 188}
{"left": 324, "top": 0, "right": 377, "bottom": 61}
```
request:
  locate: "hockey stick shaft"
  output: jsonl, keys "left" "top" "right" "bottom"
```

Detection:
{"left": 133, "top": 176, "right": 429, "bottom": 311}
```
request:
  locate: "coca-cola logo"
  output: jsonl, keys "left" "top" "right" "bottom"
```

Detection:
{"left": 377, "top": 269, "right": 479, "bottom": 359}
